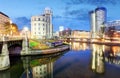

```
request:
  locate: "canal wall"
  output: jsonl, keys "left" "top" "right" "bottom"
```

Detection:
{"left": 20, "top": 45, "right": 69, "bottom": 56}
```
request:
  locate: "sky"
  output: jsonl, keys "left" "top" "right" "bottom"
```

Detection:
{"left": 0, "top": 0, "right": 120, "bottom": 32}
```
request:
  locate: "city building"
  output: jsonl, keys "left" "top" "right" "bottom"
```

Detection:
{"left": 89, "top": 11, "right": 96, "bottom": 38}
{"left": 59, "top": 28, "right": 71, "bottom": 38}
{"left": 95, "top": 7, "right": 107, "bottom": 33}
{"left": 90, "top": 7, "right": 107, "bottom": 38}
{"left": 0, "top": 12, "right": 11, "bottom": 36}
{"left": 31, "top": 7, "right": 53, "bottom": 39}
{"left": 105, "top": 20, "right": 120, "bottom": 38}
{"left": 71, "top": 30, "right": 90, "bottom": 39}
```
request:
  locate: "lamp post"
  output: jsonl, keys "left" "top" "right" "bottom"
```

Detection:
{"left": 24, "top": 27, "right": 29, "bottom": 39}
{"left": 24, "top": 26, "right": 29, "bottom": 53}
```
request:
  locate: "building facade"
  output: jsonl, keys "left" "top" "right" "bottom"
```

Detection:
{"left": 71, "top": 30, "right": 90, "bottom": 39}
{"left": 0, "top": 12, "right": 11, "bottom": 36}
{"left": 89, "top": 11, "right": 96, "bottom": 38}
{"left": 95, "top": 7, "right": 106, "bottom": 33}
{"left": 90, "top": 7, "right": 107, "bottom": 38}
{"left": 105, "top": 20, "right": 120, "bottom": 38}
{"left": 31, "top": 8, "right": 53, "bottom": 39}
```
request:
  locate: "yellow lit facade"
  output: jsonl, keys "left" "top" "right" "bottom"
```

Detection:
{"left": 0, "top": 12, "right": 11, "bottom": 36}
{"left": 71, "top": 30, "right": 90, "bottom": 38}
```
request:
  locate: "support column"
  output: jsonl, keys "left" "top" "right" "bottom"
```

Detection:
{"left": 0, "top": 36, "right": 10, "bottom": 71}
{"left": 21, "top": 36, "right": 29, "bottom": 55}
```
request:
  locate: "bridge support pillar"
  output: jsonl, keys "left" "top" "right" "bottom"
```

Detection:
{"left": 21, "top": 37, "right": 29, "bottom": 55}
{"left": 0, "top": 36, "right": 10, "bottom": 71}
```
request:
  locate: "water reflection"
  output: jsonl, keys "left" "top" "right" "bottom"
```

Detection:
{"left": 70, "top": 42, "right": 89, "bottom": 51}
{"left": 91, "top": 44, "right": 105, "bottom": 74}
{"left": 1, "top": 42, "right": 120, "bottom": 78}
{"left": 104, "top": 45, "right": 120, "bottom": 65}
{"left": 21, "top": 53, "right": 63, "bottom": 78}
{"left": 91, "top": 44, "right": 120, "bottom": 74}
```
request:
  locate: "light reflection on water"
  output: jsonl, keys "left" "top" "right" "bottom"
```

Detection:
{"left": 1, "top": 42, "right": 120, "bottom": 78}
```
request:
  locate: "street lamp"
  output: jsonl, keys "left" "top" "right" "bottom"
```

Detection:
{"left": 23, "top": 26, "right": 29, "bottom": 39}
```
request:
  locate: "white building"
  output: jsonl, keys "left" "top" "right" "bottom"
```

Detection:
{"left": 31, "top": 7, "right": 53, "bottom": 39}
{"left": 89, "top": 11, "right": 96, "bottom": 38}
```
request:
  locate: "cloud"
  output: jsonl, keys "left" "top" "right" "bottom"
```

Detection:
{"left": 12, "top": 17, "right": 30, "bottom": 30}
{"left": 64, "top": 0, "right": 120, "bottom": 5}
{"left": 64, "top": 8, "right": 89, "bottom": 21}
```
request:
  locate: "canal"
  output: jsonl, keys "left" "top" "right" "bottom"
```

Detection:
{"left": 1, "top": 42, "right": 120, "bottom": 78}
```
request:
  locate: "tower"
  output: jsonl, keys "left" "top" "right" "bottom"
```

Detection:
{"left": 89, "top": 11, "right": 96, "bottom": 38}
{"left": 90, "top": 7, "right": 107, "bottom": 39}
{"left": 44, "top": 7, "right": 53, "bottom": 39}
{"left": 95, "top": 7, "right": 106, "bottom": 35}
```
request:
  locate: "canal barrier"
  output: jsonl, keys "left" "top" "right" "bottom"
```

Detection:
{"left": 21, "top": 45, "right": 70, "bottom": 56}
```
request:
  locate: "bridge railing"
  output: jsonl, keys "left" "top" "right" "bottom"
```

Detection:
{"left": 0, "top": 36, "right": 23, "bottom": 41}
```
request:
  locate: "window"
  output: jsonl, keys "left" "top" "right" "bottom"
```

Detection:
{"left": 38, "top": 27, "right": 40, "bottom": 30}
{"left": 34, "top": 23, "right": 36, "bottom": 26}
{"left": 34, "top": 18, "right": 36, "bottom": 21}
{"left": 38, "top": 18, "right": 40, "bottom": 21}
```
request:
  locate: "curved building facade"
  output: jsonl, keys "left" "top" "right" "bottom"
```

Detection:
{"left": 90, "top": 7, "right": 107, "bottom": 38}
{"left": 31, "top": 8, "right": 53, "bottom": 39}
{"left": 95, "top": 7, "right": 107, "bottom": 34}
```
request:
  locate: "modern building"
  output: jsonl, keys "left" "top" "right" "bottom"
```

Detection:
{"left": 0, "top": 12, "right": 11, "bottom": 36}
{"left": 90, "top": 7, "right": 107, "bottom": 38}
{"left": 31, "top": 7, "right": 53, "bottom": 39}
{"left": 95, "top": 7, "right": 107, "bottom": 33}
{"left": 105, "top": 20, "right": 120, "bottom": 38}
{"left": 89, "top": 11, "right": 96, "bottom": 38}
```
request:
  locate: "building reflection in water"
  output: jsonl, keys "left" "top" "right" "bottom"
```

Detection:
{"left": 105, "top": 46, "right": 120, "bottom": 65}
{"left": 91, "top": 44, "right": 105, "bottom": 74}
{"left": 70, "top": 42, "right": 89, "bottom": 51}
{"left": 21, "top": 53, "right": 62, "bottom": 78}
{"left": 32, "top": 59, "right": 53, "bottom": 78}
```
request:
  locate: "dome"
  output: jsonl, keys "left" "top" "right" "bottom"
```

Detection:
{"left": 11, "top": 23, "right": 18, "bottom": 32}
{"left": 44, "top": 7, "right": 51, "bottom": 11}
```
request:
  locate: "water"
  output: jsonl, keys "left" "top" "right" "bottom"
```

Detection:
{"left": 1, "top": 42, "right": 120, "bottom": 78}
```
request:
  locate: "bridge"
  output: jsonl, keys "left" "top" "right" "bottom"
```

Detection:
{"left": 0, "top": 36, "right": 29, "bottom": 71}
{"left": 61, "top": 37, "right": 90, "bottom": 43}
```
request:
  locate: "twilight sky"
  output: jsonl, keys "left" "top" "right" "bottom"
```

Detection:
{"left": 0, "top": 0, "right": 120, "bottom": 32}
